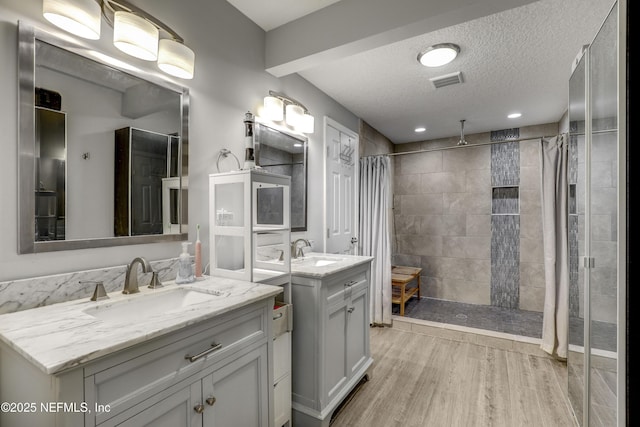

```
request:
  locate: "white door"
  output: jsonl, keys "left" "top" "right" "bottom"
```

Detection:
{"left": 324, "top": 118, "right": 359, "bottom": 254}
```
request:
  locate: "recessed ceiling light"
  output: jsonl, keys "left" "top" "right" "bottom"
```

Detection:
{"left": 508, "top": 113, "right": 522, "bottom": 119}
{"left": 414, "top": 127, "right": 426, "bottom": 132}
{"left": 417, "top": 43, "right": 460, "bottom": 67}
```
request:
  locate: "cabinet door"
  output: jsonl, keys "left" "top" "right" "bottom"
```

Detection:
{"left": 202, "top": 345, "right": 270, "bottom": 427}
{"left": 346, "top": 282, "right": 369, "bottom": 377}
{"left": 324, "top": 299, "right": 348, "bottom": 405}
{"left": 116, "top": 382, "right": 200, "bottom": 427}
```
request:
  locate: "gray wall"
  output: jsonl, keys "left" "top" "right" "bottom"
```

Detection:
{"left": 0, "top": 0, "right": 358, "bottom": 284}
{"left": 392, "top": 123, "right": 557, "bottom": 313}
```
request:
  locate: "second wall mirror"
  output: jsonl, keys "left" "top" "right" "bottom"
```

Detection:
{"left": 254, "top": 121, "right": 307, "bottom": 232}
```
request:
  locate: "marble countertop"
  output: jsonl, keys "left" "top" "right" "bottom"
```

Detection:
{"left": 290, "top": 252, "right": 373, "bottom": 278}
{"left": 0, "top": 276, "right": 282, "bottom": 375}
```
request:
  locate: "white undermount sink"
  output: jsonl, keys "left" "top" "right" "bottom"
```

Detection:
{"left": 292, "top": 256, "right": 344, "bottom": 267}
{"left": 83, "top": 287, "right": 226, "bottom": 323}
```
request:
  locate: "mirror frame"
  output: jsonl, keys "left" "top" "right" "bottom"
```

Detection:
{"left": 18, "top": 22, "right": 189, "bottom": 253}
{"left": 254, "top": 119, "right": 308, "bottom": 232}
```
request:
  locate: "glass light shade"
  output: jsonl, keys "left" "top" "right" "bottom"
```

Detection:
{"left": 300, "top": 112, "right": 315, "bottom": 134}
{"left": 158, "top": 39, "right": 195, "bottom": 79}
{"left": 113, "top": 11, "right": 159, "bottom": 61}
{"left": 263, "top": 96, "right": 284, "bottom": 121}
{"left": 418, "top": 43, "right": 460, "bottom": 67}
{"left": 43, "top": 0, "right": 101, "bottom": 40}
{"left": 285, "top": 104, "right": 304, "bottom": 128}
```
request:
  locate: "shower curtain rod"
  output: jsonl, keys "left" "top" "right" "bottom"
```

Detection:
{"left": 363, "top": 128, "right": 614, "bottom": 158}
{"left": 364, "top": 134, "right": 559, "bottom": 158}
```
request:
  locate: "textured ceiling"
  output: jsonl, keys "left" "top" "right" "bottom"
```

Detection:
{"left": 229, "top": 0, "right": 615, "bottom": 143}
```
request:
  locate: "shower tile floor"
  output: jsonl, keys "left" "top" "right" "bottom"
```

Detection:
{"left": 396, "top": 297, "right": 616, "bottom": 352}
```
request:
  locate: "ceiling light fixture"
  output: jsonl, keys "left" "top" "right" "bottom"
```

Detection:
{"left": 262, "top": 90, "right": 315, "bottom": 134}
{"left": 41, "top": 0, "right": 195, "bottom": 79}
{"left": 418, "top": 43, "right": 460, "bottom": 67}
{"left": 415, "top": 127, "right": 426, "bottom": 133}
{"left": 508, "top": 112, "right": 522, "bottom": 119}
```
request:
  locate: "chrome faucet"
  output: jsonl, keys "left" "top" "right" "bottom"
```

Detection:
{"left": 123, "top": 257, "right": 152, "bottom": 294}
{"left": 291, "top": 238, "right": 311, "bottom": 259}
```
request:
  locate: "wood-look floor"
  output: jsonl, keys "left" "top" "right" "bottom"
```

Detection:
{"left": 331, "top": 326, "right": 578, "bottom": 427}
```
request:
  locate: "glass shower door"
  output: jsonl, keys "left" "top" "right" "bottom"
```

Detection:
{"left": 587, "top": 4, "right": 618, "bottom": 426}
{"left": 568, "top": 3, "right": 621, "bottom": 426}
{"left": 567, "top": 51, "right": 586, "bottom": 426}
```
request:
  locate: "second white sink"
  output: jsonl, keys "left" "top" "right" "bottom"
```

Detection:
{"left": 83, "top": 287, "right": 226, "bottom": 323}
{"left": 292, "top": 256, "right": 344, "bottom": 267}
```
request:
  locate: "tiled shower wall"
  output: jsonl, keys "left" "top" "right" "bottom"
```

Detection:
{"left": 392, "top": 123, "right": 556, "bottom": 312}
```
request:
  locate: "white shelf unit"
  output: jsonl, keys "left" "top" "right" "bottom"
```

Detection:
{"left": 209, "top": 169, "right": 291, "bottom": 287}
{"left": 209, "top": 169, "right": 293, "bottom": 427}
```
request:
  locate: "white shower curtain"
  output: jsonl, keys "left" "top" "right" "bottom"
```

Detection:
{"left": 539, "top": 135, "right": 569, "bottom": 359}
{"left": 359, "top": 156, "right": 392, "bottom": 326}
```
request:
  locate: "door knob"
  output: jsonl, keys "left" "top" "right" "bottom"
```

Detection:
{"left": 206, "top": 397, "right": 217, "bottom": 406}
{"left": 194, "top": 404, "right": 205, "bottom": 414}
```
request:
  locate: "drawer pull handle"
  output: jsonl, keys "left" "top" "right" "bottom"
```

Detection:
{"left": 345, "top": 280, "right": 356, "bottom": 287}
{"left": 185, "top": 342, "right": 223, "bottom": 363}
{"left": 194, "top": 404, "right": 205, "bottom": 414}
{"left": 273, "top": 312, "right": 284, "bottom": 320}
{"left": 206, "top": 397, "right": 217, "bottom": 406}
{"left": 348, "top": 307, "right": 355, "bottom": 313}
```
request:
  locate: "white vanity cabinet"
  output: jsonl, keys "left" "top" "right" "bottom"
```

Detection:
{"left": 0, "top": 298, "right": 274, "bottom": 427}
{"left": 290, "top": 258, "right": 373, "bottom": 427}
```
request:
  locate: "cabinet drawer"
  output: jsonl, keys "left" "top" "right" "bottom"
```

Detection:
{"left": 325, "top": 269, "right": 368, "bottom": 303}
{"left": 273, "top": 331, "right": 291, "bottom": 382}
{"left": 273, "top": 301, "right": 293, "bottom": 338}
{"left": 86, "top": 305, "right": 267, "bottom": 425}
{"left": 327, "top": 277, "right": 367, "bottom": 307}
{"left": 274, "top": 373, "right": 291, "bottom": 427}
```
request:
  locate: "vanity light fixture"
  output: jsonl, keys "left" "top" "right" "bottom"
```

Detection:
{"left": 262, "top": 90, "right": 315, "bottom": 134}
{"left": 285, "top": 104, "right": 304, "bottom": 128}
{"left": 112, "top": 10, "right": 158, "bottom": 61}
{"left": 41, "top": 0, "right": 195, "bottom": 79}
{"left": 417, "top": 43, "right": 460, "bottom": 67}
{"left": 263, "top": 95, "right": 284, "bottom": 121}
{"left": 43, "top": 0, "right": 102, "bottom": 40}
{"left": 508, "top": 112, "right": 522, "bottom": 119}
{"left": 415, "top": 126, "right": 426, "bottom": 133}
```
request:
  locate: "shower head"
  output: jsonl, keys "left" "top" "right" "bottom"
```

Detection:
{"left": 458, "top": 119, "right": 468, "bottom": 146}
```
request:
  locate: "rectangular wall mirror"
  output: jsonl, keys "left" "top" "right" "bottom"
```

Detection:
{"left": 254, "top": 121, "right": 307, "bottom": 231}
{"left": 18, "top": 22, "right": 189, "bottom": 253}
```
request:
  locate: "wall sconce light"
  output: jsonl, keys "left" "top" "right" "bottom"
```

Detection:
{"left": 42, "top": 0, "right": 195, "bottom": 79}
{"left": 263, "top": 90, "right": 314, "bottom": 134}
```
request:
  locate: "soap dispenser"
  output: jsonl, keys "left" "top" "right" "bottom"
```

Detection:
{"left": 176, "top": 242, "right": 195, "bottom": 284}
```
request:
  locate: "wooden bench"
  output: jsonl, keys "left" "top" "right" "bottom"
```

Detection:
{"left": 391, "top": 266, "right": 422, "bottom": 316}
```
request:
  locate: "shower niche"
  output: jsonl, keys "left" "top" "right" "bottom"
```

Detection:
{"left": 491, "top": 187, "right": 519, "bottom": 215}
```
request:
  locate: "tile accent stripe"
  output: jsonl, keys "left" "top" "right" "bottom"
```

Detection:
{"left": 490, "top": 128, "right": 520, "bottom": 142}
{"left": 491, "top": 142, "right": 520, "bottom": 186}
{"left": 491, "top": 141, "right": 520, "bottom": 309}
{"left": 491, "top": 214, "right": 520, "bottom": 308}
